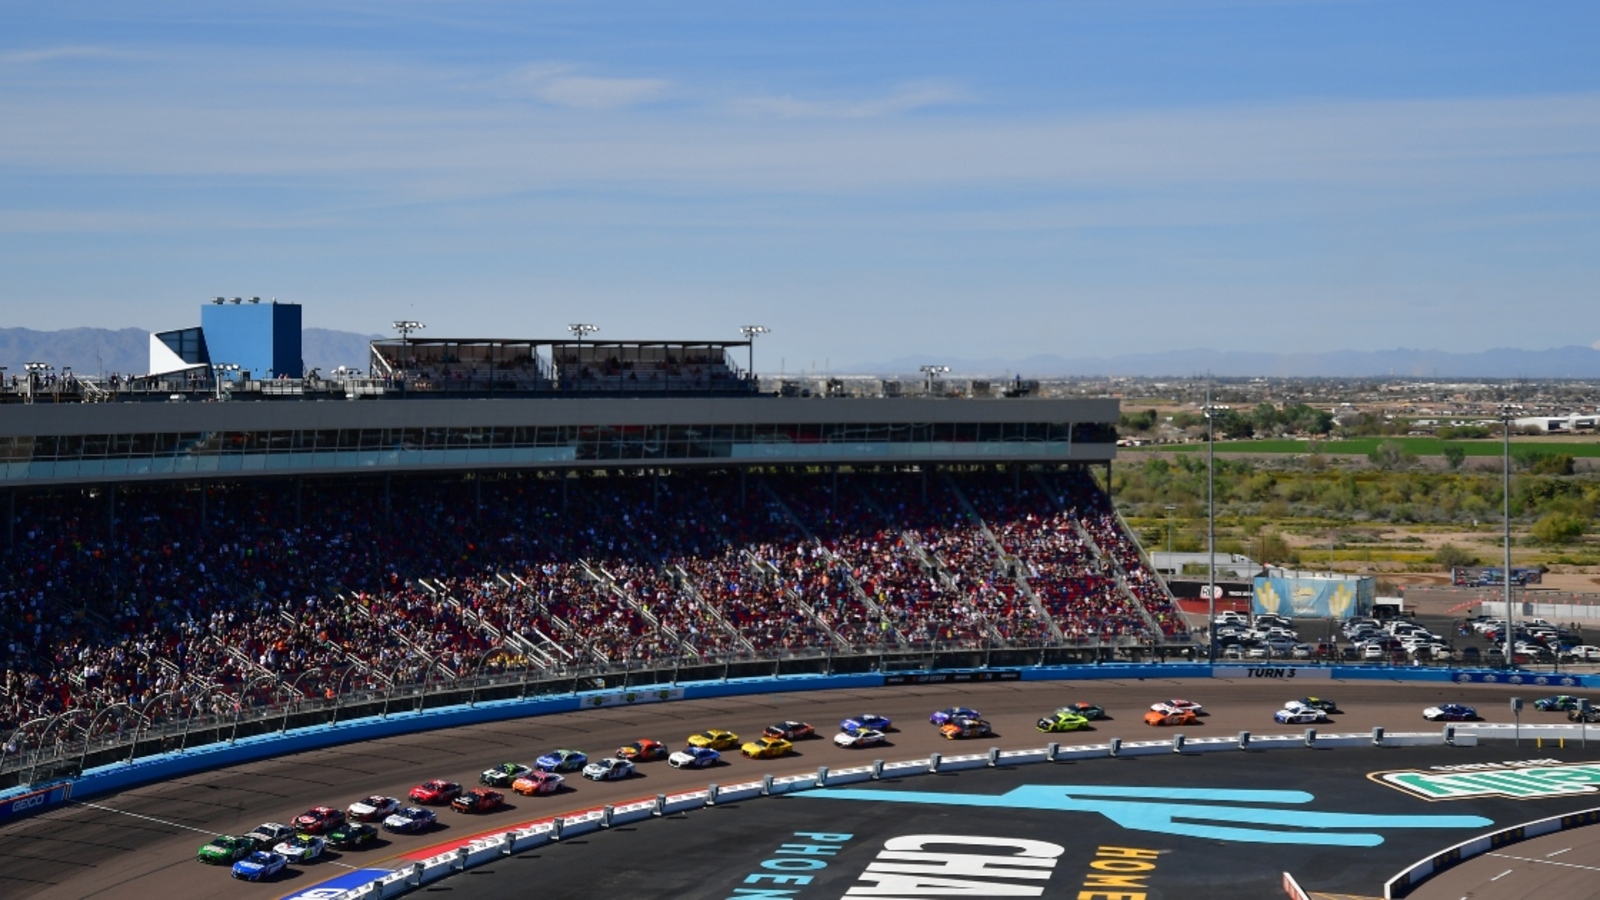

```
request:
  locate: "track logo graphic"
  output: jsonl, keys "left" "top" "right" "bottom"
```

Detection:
{"left": 800, "top": 784, "right": 1489, "bottom": 846}
{"left": 1373, "top": 760, "right": 1600, "bottom": 802}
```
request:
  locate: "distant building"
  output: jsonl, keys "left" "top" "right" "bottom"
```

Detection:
{"left": 149, "top": 297, "right": 303, "bottom": 380}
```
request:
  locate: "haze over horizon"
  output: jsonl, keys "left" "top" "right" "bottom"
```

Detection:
{"left": 3, "top": 2, "right": 1597, "bottom": 365}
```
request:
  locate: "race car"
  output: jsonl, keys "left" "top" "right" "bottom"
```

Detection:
{"left": 231, "top": 851, "right": 287, "bottom": 882}
{"left": 669, "top": 746, "right": 722, "bottom": 769}
{"left": 273, "top": 833, "right": 326, "bottom": 864}
{"left": 841, "top": 714, "right": 892, "bottom": 732}
{"left": 616, "top": 739, "right": 668, "bottom": 762}
{"left": 1150, "top": 699, "right": 1204, "bottom": 716}
{"left": 1273, "top": 707, "right": 1330, "bottom": 725}
{"left": 512, "top": 770, "right": 565, "bottom": 796}
{"left": 939, "top": 717, "right": 994, "bottom": 740}
{"left": 1144, "top": 709, "right": 1199, "bottom": 727}
{"left": 346, "top": 795, "right": 400, "bottom": 822}
{"left": 741, "top": 737, "right": 794, "bottom": 759}
{"left": 480, "top": 763, "right": 534, "bottom": 787}
{"left": 244, "top": 823, "right": 295, "bottom": 850}
{"left": 197, "top": 835, "right": 255, "bottom": 865}
{"left": 1036, "top": 711, "right": 1090, "bottom": 733}
{"left": 687, "top": 730, "right": 741, "bottom": 750}
{"left": 383, "top": 806, "right": 438, "bottom": 834}
{"left": 1535, "top": 695, "right": 1582, "bottom": 712}
{"left": 326, "top": 822, "right": 378, "bottom": 850}
{"left": 1287, "top": 697, "right": 1339, "bottom": 714}
{"left": 834, "top": 728, "right": 888, "bottom": 748}
{"left": 930, "top": 707, "right": 981, "bottom": 726}
{"left": 292, "top": 806, "right": 346, "bottom": 835}
{"left": 1568, "top": 707, "right": 1600, "bottom": 723}
{"left": 763, "top": 721, "right": 815, "bottom": 741}
{"left": 534, "top": 749, "right": 589, "bottom": 773}
{"left": 583, "top": 757, "right": 636, "bottom": 781}
{"left": 408, "top": 780, "right": 461, "bottom": 804}
{"left": 1057, "top": 702, "right": 1106, "bottom": 721}
{"left": 452, "top": 788, "right": 505, "bottom": 814}
{"left": 1423, "top": 704, "right": 1478, "bottom": 721}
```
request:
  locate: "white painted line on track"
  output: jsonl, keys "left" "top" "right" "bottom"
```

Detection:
{"left": 1546, "top": 846, "right": 1571, "bottom": 857}
{"left": 1487, "top": 852, "right": 1600, "bottom": 874}
{"left": 73, "top": 801, "right": 216, "bottom": 836}
{"left": 1490, "top": 868, "right": 1513, "bottom": 881}
{"left": 71, "top": 802, "right": 362, "bottom": 869}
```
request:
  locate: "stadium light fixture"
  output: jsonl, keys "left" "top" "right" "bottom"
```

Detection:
{"left": 393, "top": 320, "right": 425, "bottom": 342}
{"left": 212, "top": 362, "right": 240, "bottom": 401}
{"left": 567, "top": 323, "right": 599, "bottom": 341}
{"left": 739, "top": 325, "right": 769, "bottom": 377}
{"left": 920, "top": 365, "right": 951, "bottom": 395}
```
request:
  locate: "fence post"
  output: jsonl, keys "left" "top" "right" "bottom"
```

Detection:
{"left": 601, "top": 805, "right": 614, "bottom": 828}
{"left": 816, "top": 766, "right": 828, "bottom": 787}
{"left": 1238, "top": 730, "right": 1251, "bottom": 749}
{"left": 654, "top": 793, "right": 666, "bottom": 816}
{"left": 552, "top": 816, "right": 564, "bottom": 841}
{"left": 1046, "top": 742, "right": 1059, "bottom": 762}
{"left": 1172, "top": 733, "right": 1185, "bottom": 753}
{"left": 987, "top": 746, "right": 1000, "bottom": 767}
{"left": 872, "top": 759, "right": 884, "bottom": 780}
{"left": 1304, "top": 728, "right": 1317, "bottom": 747}
{"left": 707, "top": 783, "right": 719, "bottom": 806}
{"left": 1372, "top": 726, "right": 1385, "bottom": 746}
{"left": 762, "top": 774, "right": 774, "bottom": 796}
{"left": 928, "top": 752, "right": 941, "bottom": 773}
{"left": 1108, "top": 738, "right": 1121, "bottom": 757}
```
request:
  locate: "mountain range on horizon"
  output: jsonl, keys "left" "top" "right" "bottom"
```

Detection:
{"left": 2, "top": 326, "right": 1599, "bottom": 381}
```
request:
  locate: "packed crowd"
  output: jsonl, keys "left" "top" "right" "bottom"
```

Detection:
{"left": 0, "top": 468, "right": 1185, "bottom": 749}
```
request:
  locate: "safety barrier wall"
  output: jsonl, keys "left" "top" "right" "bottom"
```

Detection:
{"left": 2, "top": 663, "right": 1585, "bottom": 824}
{"left": 320, "top": 727, "right": 1489, "bottom": 900}
{"left": 1385, "top": 804, "right": 1600, "bottom": 898}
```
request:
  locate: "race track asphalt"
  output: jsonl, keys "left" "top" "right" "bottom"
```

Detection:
{"left": 0, "top": 676, "right": 1573, "bottom": 900}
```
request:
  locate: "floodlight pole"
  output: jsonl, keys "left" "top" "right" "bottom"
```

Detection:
{"left": 392, "top": 320, "right": 425, "bottom": 371}
{"left": 1503, "top": 403, "right": 1514, "bottom": 670}
{"left": 1206, "top": 381, "right": 1217, "bottom": 664}
{"left": 211, "top": 363, "right": 239, "bottom": 401}
{"left": 739, "top": 325, "right": 769, "bottom": 379}
{"left": 920, "top": 365, "right": 950, "bottom": 395}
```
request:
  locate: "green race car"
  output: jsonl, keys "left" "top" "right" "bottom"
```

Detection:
{"left": 327, "top": 821, "right": 379, "bottom": 849}
{"left": 1056, "top": 702, "right": 1106, "bottom": 721}
{"left": 198, "top": 835, "right": 255, "bottom": 865}
{"left": 1036, "top": 711, "right": 1091, "bottom": 733}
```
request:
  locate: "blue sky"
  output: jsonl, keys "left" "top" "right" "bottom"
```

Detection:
{"left": 2, "top": 1, "right": 1597, "bottom": 369}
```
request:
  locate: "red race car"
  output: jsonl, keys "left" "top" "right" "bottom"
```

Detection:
{"left": 451, "top": 788, "right": 505, "bottom": 814}
{"left": 409, "top": 780, "right": 463, "bottom": 805}
{"left": 762, "top": 721, "right": 815, "bottom": 741}
{"left": 616, "top": 740, "right": 668, "bottom": 762}
{"left": 291, "top": 806, "right": 346, "bottom": 834}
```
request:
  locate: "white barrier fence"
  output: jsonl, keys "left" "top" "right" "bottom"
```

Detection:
{"left": 325, "top": 726, "right": 1501, "bottom": 900}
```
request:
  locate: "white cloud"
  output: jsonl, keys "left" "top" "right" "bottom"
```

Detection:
{"left": 0, "top": 46, "right": 134, "bottom": 66}
{"left": 510, "top": 63, "right": 670, "bottom": 110}
{"left": 732, "top": 81, "right": 966, "bottom": 119}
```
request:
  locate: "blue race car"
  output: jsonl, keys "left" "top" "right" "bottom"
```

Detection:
{"left": 231, "top": 851, "right": 287, "bottom": 881}
{"left": 1423, "top": 704, "right": 1478, "bottom": 722}
{"left": 667, "top": 746, "right": 721, "bottom": 769}
{"left": 930, "top": 707, "right": 980, "bottom": 726}
{"left": 535, "top": 749, "right": 589, "bottom": 773}
{"left": 382, "top": 806, "right": 438, "bottom": 834}
{"left": 841, "top": 714, "right": 892, "bottom": 732}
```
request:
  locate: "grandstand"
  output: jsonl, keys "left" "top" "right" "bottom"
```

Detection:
{"left": 0, "top": 335, "right": 1184, "bottom": 787}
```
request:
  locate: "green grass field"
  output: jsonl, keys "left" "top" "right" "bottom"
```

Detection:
{"left": 1132, "top": 437, "right": 1600, "bottom": 457}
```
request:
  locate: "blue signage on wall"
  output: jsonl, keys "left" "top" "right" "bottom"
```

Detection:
{"left": 801, "top": 784, "right": 1490, "bottom": 846}
{"left": 279, "top": 868, "right": 392, "bottom": 899}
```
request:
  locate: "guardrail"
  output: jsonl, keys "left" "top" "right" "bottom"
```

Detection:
{"left": 9, "top": 662, "right": 1600, "bottom": 823}
{"left": 1385, "top": 804, "right": 1600, "bottom": 898}
{"left": 309, "top": 727, "right": 1482, "bottom": 900}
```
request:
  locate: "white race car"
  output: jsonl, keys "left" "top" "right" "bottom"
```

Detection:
{"left": 834, "top": 728, "right": 888, "bottom": 748}
{"left": 346, "top": 795, "right": 400, "bottom": 822}
{"left": 273, "top": 833, "right": 326, "bottom": 864}
{"left": 582, "top": 757, "right": 636, "bottom": 781}
{"left": 1150, "top": 699, "right": 1204, "bottom": 716}
{"left": 1273, "top": 707, "right": 1329, "bottom": 725}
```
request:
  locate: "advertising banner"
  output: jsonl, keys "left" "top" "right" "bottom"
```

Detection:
{"left": 1253, "top": 576, "right": 1374, "bottom": 619}
{"left": 0, "top": 781, "right": 71, "bottom": 824}
{"left": 883, "top": 670, "right": 1021, "bottom": 686}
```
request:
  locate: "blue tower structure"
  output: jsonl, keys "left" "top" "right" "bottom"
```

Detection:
{"left": 200, "top": 298, "right": 303, "bottom": 379}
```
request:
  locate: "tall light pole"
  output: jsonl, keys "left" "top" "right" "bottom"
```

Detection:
{"left": 739, "top": 325, "right": 769, "bottom": 378}
{"left": 920, "top": 365, "right": 951, "bottom": 395}
{"left": 24, "top": 362, "right": 51, "bottom": 403}
{"left": 1502, "top": 402, "right": 1515, "bottom": 670}
{"left": 1205, "top": 381, "right": 1217, "bottom": 663}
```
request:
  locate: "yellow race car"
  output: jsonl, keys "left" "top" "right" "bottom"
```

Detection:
{"left": 687, "top": 730, "right": 740, "bottom": 750}
{"left": 740, "top": 737, "right": 794, "bottom": 759}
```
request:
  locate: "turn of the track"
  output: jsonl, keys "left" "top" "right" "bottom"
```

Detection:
{"left": 0, "top": 678, "right": 1566, "bottom": 900}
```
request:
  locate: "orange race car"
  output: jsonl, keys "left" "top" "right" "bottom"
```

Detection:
{"left": 1144, "top": 708, "right": 1199, "bottom": 727}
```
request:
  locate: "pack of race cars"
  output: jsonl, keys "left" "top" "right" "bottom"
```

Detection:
{"left": 198, "top": 687, "right": 1540, "bottom": 883}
